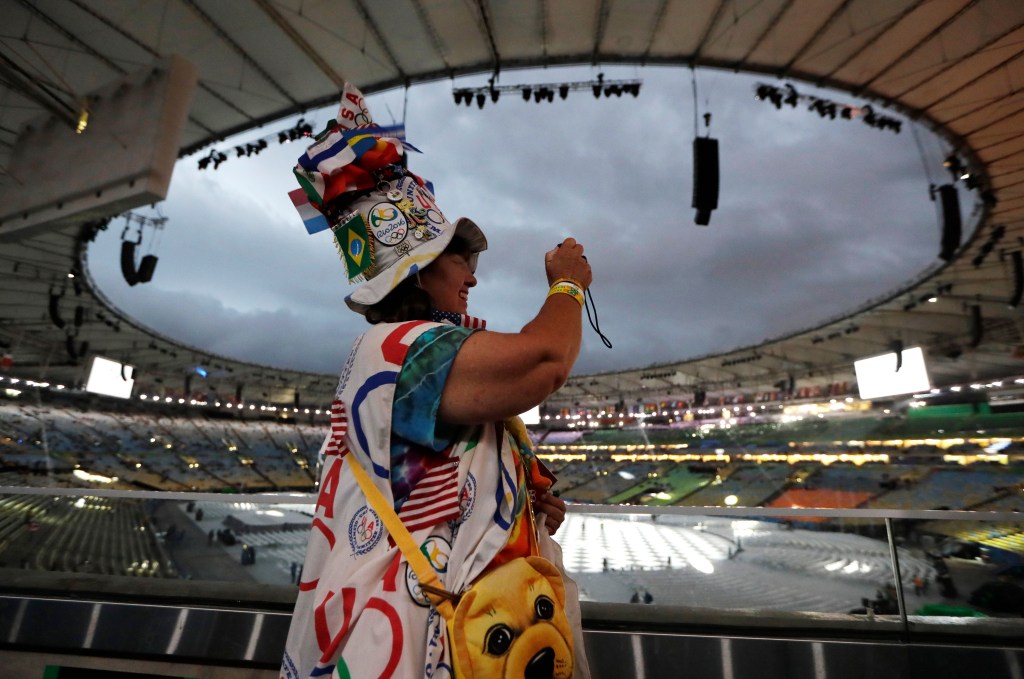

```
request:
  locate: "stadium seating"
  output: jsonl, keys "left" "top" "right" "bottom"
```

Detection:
{"left": 0, "top": 401, "right": 321, "bottom": 492}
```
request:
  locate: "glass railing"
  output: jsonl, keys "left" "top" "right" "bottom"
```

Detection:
{"left": 1, "top": 486, "right": 1022, "bottom": 638}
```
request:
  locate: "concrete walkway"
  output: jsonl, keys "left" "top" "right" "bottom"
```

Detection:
{"left": 154, "top": 501, "right": 259, "bottom": 583}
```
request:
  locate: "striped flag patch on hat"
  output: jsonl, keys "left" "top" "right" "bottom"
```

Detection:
{"left": 289, "top": 188, "right": 330, "bottom": 235}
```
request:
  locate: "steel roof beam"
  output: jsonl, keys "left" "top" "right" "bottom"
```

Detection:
{"left": 859, "top": 0, "right": 980, "bottom": 94}
{"left": 182, "top": 0, "right": 299, "bottom": 107}
{"left": 538, "top": 0, "right": 550, "bottom": 62}
{"left": 735, "top": 0, "right": 795, "bottom": 68}
{"left": 253, "top": 0, "right": 344, "bottom": 89}
{"left": 819, "top": 0, "right": 925, "bottom": 85}
{"left": 409, "top": 0, "right": 452, "bottom": 74}
{"left": 590, "top": 0, "right": 610, "bottom": 65}
{"left": 902, "top": 25, "right": 1024, "bottom": 107}
{"left": 639, "top": 0, "right": 670, "bottom": 64}
{"left": 778, "top": 0, "right": 853, "bottom": 78}
{"left": 475, "top": 0, "right": 501, "bottom": 76}
{"left": 64, "top": 0, "right": 243, "bottom": 130}
{"left": 0, "top": 54, "right": 76, "bottom": 126}
{"left": 17, "top": 0, "right": 126, "bottom": 76}
{"left": 692, "top": 0, "right": 728, "bottom": 64}
{"left": 351, "top": 0, "right": 408, "bottom": 82}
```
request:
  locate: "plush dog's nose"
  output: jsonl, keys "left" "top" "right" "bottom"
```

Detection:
{"left": 525, "top": 647, "right": 554, "bottom": 679}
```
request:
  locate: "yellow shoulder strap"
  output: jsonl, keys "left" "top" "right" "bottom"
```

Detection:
{"left": 346, "top": 454, "right": 457, "bottom": 620}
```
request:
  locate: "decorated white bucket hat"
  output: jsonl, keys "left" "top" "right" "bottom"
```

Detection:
{"left": 288, "top": 83, "right": 487, "bottom": 315}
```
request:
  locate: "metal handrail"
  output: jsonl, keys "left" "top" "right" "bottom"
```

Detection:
{"left": 1, "top": 485, "right": 1021, "bottom": 522}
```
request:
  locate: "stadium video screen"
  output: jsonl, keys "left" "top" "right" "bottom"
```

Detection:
{"left": 854, "top": 346, "right": 930, "bottom": 400}
{"left": 521, "top": 405, "right": 541, "bottom": 425}
{"left": 84, "top": 355, "right": 136, "bottom": 399}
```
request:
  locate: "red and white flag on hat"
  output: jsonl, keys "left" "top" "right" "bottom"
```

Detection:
{"left": 337, "top": 83, "right": 373, "bottom": 130}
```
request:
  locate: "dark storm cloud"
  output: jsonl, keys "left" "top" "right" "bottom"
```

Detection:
{"left": 88, "top": 66, "right": 949, "bottom": 377}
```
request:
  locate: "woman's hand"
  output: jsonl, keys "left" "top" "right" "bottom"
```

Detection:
{"left": 437, "top": 237, "right": 591, "bottom": 425}
{"left": 545, "top": 238, "right": 592, "bottom": 289}
{"left": 534, "top": 489, "right": 566, "bottom": 535}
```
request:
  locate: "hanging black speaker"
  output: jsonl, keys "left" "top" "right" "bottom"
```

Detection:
{"left": 137, "top": 254, "right": 159, "bottom": 283}
{"left": 938, "top": 184, "right": 961, "bottom": 261}
{"left": 48, "top": 293, "right": 66, "bottom": 328}
{"left": 692, "top": 137, "right": 720, "bottom": 226}
{"left": 120, "top": 241, "right": 140, "bottom": 286}
{"left": 65, "top": 337, "right": 88, "bottom": 363}
{"left": 1009, "top": 250, "right": 1023, "bottom": 307}
{"left": 969, "top": 304, "right": 983, "bottom": 348}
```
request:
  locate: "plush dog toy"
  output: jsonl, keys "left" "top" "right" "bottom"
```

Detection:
{"left": 450, "top": 556, "right": 574, "bottom": 679}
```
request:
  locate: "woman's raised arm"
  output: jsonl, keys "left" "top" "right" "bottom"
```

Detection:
{"left": 438, "top": 238, "right": 593, "bottom": 424}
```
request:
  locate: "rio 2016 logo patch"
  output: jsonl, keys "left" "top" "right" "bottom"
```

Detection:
{"left": 368, "top": 203, "right": 408, "bottom": 246}
{"left": 406, "top": 535, "right": 452, "bottom": 606}
{"left": 348, "top": 505, "right": 384, "bottom": 556}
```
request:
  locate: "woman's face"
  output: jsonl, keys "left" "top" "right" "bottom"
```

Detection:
{"left": 418, "top": 249, "right": 477, "bottom": 314}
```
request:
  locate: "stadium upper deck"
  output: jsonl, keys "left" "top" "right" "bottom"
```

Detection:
{"left": 0, "top": 1, "right": 1022, "bottom": 413}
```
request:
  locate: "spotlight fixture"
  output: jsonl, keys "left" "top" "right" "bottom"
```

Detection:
{"left": 783, "top": 85, "right": 798, "bottom": 107}
{"left": 197, "top": 156, "right": 212, "bottom": 170}
{"left": 862, "top": 105, "right": 877, "bottom": 126}
{"left": 943, "top": 154, "right": 964, "bottom": 181}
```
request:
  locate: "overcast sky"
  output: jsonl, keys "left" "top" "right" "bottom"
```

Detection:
{"left": 87, "top": 65, "right": 956, "bottom": 377}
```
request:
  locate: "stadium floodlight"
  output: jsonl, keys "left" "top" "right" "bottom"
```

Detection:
{"left": 854, "top": 347, "right": 930, "bottom": 400}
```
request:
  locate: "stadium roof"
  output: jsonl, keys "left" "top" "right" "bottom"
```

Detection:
{"left": 1, "top": 0, "right": 1023, "bottom": 409}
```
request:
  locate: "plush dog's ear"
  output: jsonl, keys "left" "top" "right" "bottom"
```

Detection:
{"left": 525, "top": 556, "right": 566, "bottom": 606}
{"left": 451, "top": 587, "right": 477, "bottom": 675}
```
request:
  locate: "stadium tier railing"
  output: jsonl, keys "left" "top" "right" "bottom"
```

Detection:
{"left": 0, "top": 486, "right": 1021, "bottom": 646}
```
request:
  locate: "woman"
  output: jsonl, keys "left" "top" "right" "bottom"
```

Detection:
{"left": 281, "top": 84, "right": 590, "bottom": 679}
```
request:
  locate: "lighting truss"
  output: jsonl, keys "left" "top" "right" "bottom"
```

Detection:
{"left": 196, "top": 118, "right": 312, "bottom": 170}
{"left": 753, "top": 82, "right": 902, "bottom": 134}
{"left": 452, "top": 75, "right": 642, "bottom": 108}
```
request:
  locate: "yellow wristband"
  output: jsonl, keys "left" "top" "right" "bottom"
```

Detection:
{"left": 547, "top": 282, "right": 584, "bottom": 307}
